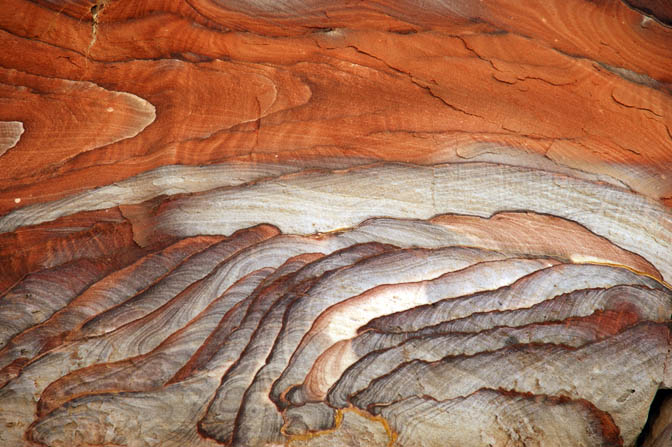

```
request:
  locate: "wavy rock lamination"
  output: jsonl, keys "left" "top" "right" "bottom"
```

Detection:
{"left": 1, "top": 0, "right": 672, "bottom": 446}
{"left": 0, "top": 160, "right": 670, "bottom": 447}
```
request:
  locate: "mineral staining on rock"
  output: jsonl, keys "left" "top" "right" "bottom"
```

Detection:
{"left": 1, "top": 0, "right": 671, "bottom": 446}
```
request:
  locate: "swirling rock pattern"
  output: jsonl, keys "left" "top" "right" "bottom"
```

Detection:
{"left": 1, "top": 0, "right": 671, "bottom": 446}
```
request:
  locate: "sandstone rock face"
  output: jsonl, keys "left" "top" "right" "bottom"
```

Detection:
{"left": 1, "top": 0, "right": 671, "bottom": 446}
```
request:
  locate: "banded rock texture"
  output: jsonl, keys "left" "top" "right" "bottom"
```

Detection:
{"left": 1, "top": 0, "right": 672, "bottom": 446}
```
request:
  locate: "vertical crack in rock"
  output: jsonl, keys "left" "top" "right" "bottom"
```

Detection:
{"left": 87, "top": 0, "right": 108, "bottom": 56}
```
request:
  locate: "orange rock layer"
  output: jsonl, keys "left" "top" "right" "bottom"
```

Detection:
{"left": 0, "top": 0, "right": 671, "bottom": 216}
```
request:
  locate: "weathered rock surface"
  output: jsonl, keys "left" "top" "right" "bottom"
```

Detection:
{"left": 1, "top": 0, "right": 671, "bottom": 446}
